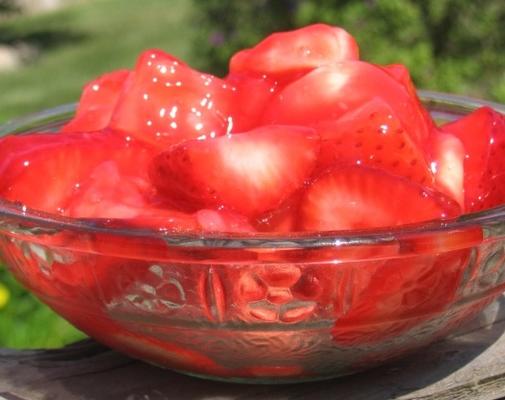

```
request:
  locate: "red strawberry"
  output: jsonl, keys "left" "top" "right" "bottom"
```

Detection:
{"left": 230, "top": 24, "right": 359, "bottom": 78}
{"left": 253, "top": 192, "right": 302, "bottom": 233}
{"left": 0, "top": 132, "right": 155, "bottom": 215}
{"left": 441, "top": 107, "right": 505, "bottom": 211}
{"left": 332, "top": 251, "right": 467, "bottom": 345}
{"left": 262, "top": 62, "right": 432, "bottom": 146}
{"left": 300, "top": 166, "right": 460, "bottom": 231}
{"left": 61, "top": 70, "right": 130, "bottom": 133}
{"left": 427, "top": 131, "right": 465, "bottom": 207}
{"left": 150, "top": 125, "right": 320, "bottom": 217}
{"left": 225, "top": 73, "right": 279, "bottom": 132}
{"left": 110, "top": 49, "right": 234, "bottom": 150}
{"left": 196, "top": 209, "right": 255, "bottom": 233}
{"left": 316, "top": 97, "right": 433, "bottom": 185}
{"left": 66, "top": 160, "right": 155, "bottom": 219}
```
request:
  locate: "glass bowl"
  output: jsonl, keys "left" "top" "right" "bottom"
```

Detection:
{"left": 0, "top": 92, "right": 504, "bottom": 384}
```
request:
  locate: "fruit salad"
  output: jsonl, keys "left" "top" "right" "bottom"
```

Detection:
{"left": 0, "top": 24, "right": 504, "bottom": 381}
{"left": 0, "top": 24, "right": 503, "bottom": 230}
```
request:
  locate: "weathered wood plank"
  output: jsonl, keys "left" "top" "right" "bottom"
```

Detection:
{"left": 2, "top": 296, "right": 505, "bottom": 400}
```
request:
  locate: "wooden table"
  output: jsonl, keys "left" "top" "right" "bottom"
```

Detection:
{"left": 3, "top": 295, "right": 505, "bottom": 400}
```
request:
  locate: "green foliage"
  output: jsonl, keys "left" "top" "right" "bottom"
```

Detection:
{"left": 192, "top": 0, "right": 505, "bottom": 102}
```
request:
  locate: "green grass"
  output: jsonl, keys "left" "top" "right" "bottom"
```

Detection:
{"left": 0, "top": 0, "right": 199, "bottom": 348}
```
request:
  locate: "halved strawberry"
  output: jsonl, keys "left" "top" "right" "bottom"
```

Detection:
{"left": 332, "top": 251, "right": 467, "bottom": 345}
{"left": 253, "top": 191, "right": 303, "bottom": 233}
{"left": 61, "top": 70, "right": 130, "bottom": 133}
{"left": 230, "top": 24, "right": 359, "bottom": 78}
{"left": 0, "top": 133, "right": 116, "bottom": 214}
{"left": 66, "top": 160, "right": 155, "bottom": 219}
{"left": 0, "top": 132, "right": 155, "bottom": 215}
{"left": 262, "top": 62, "right": 432, "bottom": 146}
{"left": 427, "top": 131, "right": 465, "bottom": 207}
{"left": 441, "top": 107, "right": 505, "bottom": 211}
{"left": 316, "top": 97, "right": 433, "bottom": 185}
{"left": 150, "top": 125, "right": 320, "bottom": 217}
{"left": 300, "top": 166, "right": 460, "bottom": 231}
{"left": 225, "top": 73, "right": 279, "bottom": 132}
{"left": 110, "top": 49, "right": 234, "bottom": 150}
{"left": 196, "top": 209, "right": 255, "bottom": 233}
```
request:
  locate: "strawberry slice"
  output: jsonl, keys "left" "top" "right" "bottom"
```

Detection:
{"left": 66, "top": 160, "right": 156, "bottom": 219}
{"left": 300, "top": 166, "right": 460, "bottom": 231}
{"left": 225, "top": 73, "right": 279, "bottom": 132}
{"left": 0, "top": 132, "right": 155, "bottom": 215}
{"left": 262, "top": 62, "right": 432, "bottom": 146}
{"left": 110, "top": 49, "right": 234, "bottom": 150}
{"left": 427, "top": 131, "right": 465, "bottom": 207}
{"left": 61, "top": 70, "right": 130, "bottom": 133}
{"left": 150, "top": 125, "right": 320, "bottom": 216}
{"left": 441, "top": 107, "right": 505, "bottom": 211}
{"left": 0, "top": 133, "right": 116, "bottom": 214}
{"left": 316, "top": 98, "right": 433, "bottom": 186}
{"left": 230, "top": 24, "right": 359, "bottom": 78}
{"left": 196, "top": 209, "right": 255, "bottom": 233}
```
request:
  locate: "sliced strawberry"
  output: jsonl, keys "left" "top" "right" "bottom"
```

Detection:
{"left": 427, "top": 131, "right": 465, "bottom": 207}
{"left": 316, "top": 97, "right": 433, "bottom": 185}
{"left": 66, "top": 160, "right": 154, "bottom": 219}
{"left": 332, "top": 251, "right": 466, "bottom": 345}
{"left": 110, "top": 49, "right": 234, "bottom": 150}
{"left": 262, "top": 62, "right": 432, "bottom": 146}
{"left": 300, "top": 166, "right": 460, "bottom": 231}
{"left": 382, "top": 64, "right": 417, "bottom": 98}
{"left": 61, "top": 70, "right": 130, "bottom": 133}
{"left": 150, "top": 125, "right": 320, "bottom": 216}
{"left": 0, "top": 132, "right": 155, "bottom": 215}
{"left": 230, "top": 24, "right": 359, "bottom": 78}
{"left": 253, "top": 191, "right": 302, "bottom": 233}
{"left": 0, "top": 133, "right": 116, "bottom": 214}
{"left": 196, "top": 209, "right": 255, "bottom": 233}
{"left": 441, "top": 107, "right": 505, "bottom": 211}
{"left": 225, "top": 73, "right": 279, "bottom": 132}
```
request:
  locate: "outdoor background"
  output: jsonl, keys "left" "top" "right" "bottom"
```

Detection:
{"left": 0, "top": 0, "right": 503, "bottom": 348}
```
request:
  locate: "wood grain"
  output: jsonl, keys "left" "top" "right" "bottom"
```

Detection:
{"left": 2, "top": 296, "right": 505, "bottom": 400}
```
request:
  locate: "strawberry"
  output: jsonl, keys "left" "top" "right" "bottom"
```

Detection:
{"left": 262, "top": 62, "right": 432, "bottom": 146}
{"left": 66, "top": 160, "right": 156, "bottom": 219}
{"left": 61, "top": 70, "right": 130, "bottom": 133}
{"left": 225, "top": 73, "right": 279, "bottom": 132}
{"left": 316, "top": 97, "right": 433, "bottom": 186}
{"left": 0, "top": 132, "right": 155, "bottom": 215}
{"left": 300, "top": 165, "right": 460, "bottom": 231}
{"left": 230, "top": 24, "right": 359, "bottom": 78}
{"left": 427, "top": 131, "right": 465, "bottom": 207}
{"left": 110, "top": 49, "right": 234, "bottom": 150}
{"left": 149, "top": 125, "right": 320, "bottom": 216}
{"left": 332, "top": 251, "right": 467, "bottom": 345}
{"left": 196, "top": 209, "right": 255, "bottom": 233}
{"left": 441, "top": 107, "right": 505, "bottom": 211}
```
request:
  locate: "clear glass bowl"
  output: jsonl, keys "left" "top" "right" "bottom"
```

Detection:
{"left": 0, "top": 92, "right": 504, "bottom": 384}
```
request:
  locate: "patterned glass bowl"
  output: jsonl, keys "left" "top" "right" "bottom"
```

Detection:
{"left": 0, "top": 92, "right": 504, "bottom": 384}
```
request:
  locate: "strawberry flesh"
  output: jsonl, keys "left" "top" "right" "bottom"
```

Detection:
{"left": 61, "top": 70, "right": 130, "bottom": 133}
{"left": 150, "top": 125, "right": 320, "bottom": 217}
{"left": 300, "top": 165, "right": 460, "bottom": 231}
{"left": 110, "top": 49, "right": 234, "bottom": 150}
{"left": 441, "top": 107, "right": 505, "bottom": 211}
{"left": 316, "top": 97, "right": 434, "bottom": 186}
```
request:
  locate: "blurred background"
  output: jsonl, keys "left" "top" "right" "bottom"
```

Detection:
{"left": 0, "top": 0, "right": 503, "bottom": 348}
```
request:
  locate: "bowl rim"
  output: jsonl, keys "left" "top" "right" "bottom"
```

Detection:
{"left": 0, "top": 91, "right": 504, "bottom": 249}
